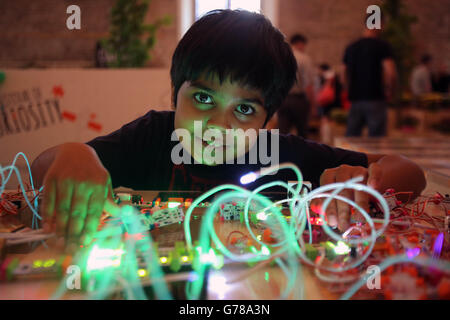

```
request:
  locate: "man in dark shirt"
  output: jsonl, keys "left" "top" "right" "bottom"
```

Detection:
{"left": 31, "top": 10, "right": 424, "bottom": 248}
{"left": 343, "top": 18, "right": 397, "bottom": 137}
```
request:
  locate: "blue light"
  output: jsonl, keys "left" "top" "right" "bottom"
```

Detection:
{"left": 240, "top": 172, "right": 258, "bottom": 185}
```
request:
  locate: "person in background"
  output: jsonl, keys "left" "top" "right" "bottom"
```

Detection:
{"left": 410, "top": 54, "right": 433, "bottom": 97}
{"left": 276, "top": 34, "right": 315, "bottom": 137}
{"left": 432, "top": 62, "right": 450, "bottom": 94}
{"left": 316, "top": 64, "right": 343, "bottom": 144}
{"left": 343, "top": 15, "right": 397, "bottom": 137}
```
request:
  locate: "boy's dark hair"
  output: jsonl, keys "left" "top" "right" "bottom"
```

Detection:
{"left": 290, "top": 34, "right": 307, "bottom": 45}
{"left": 170, "top": 10, "right": 297, "bottom": 123}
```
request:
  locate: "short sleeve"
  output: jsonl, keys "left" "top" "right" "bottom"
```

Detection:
{"left": 86, "top": 110, "right": 174, "bottom": 189}
{"left": 86, "top": 126, "right": 125, "bottom": 188}
{"left": 381, "top": 41, "right": 394, "bottom": 60}
{"left": 343, "top": 46, "right": 350, "bottom": 65}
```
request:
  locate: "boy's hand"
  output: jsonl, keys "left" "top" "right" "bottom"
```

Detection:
{"left": 41, "top": 143, "right": 113, "bottom": 250}
{"left": 311, "top": 163, "right": 382, "bottom": 232}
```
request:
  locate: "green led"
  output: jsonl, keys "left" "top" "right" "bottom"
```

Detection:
{"left": 181, "top": 255, "right": 189, "bottom": 263}
{"left": 169, "top": 250, "right": 181, "bottom": 272}
{"left": 334, "top": 241, "right": 351, "bottom": 255}
{"left": 250, "top": 213, "right": 258, "bottom": 225}
{"left": 160, "top": 256, "right": 168, "bottom": 264}
{"left": 212, "top": 251, "right": 224, "bottom": 270}
{"left": 260, "top": 245, "right": 271, "bottom": 256}
{"left": 43, "top": 259, "right": 56, "bottom": 268}
{"left": 168, "top": 202, "right": 181, "bottom": 208}
{"left": 137, "top": 269, "right": 147, "bottom": 277}
{"left": 264, "top": 272, "right": 270, "bottom": 282}
{"left": 33, "top": 260, "right": 43, "bottom": 268}
{"left": 304, "top": 244, "right": 319, "bottom": 261}
{"left": 86, "top": 244, "right": 124, "bottom": 271}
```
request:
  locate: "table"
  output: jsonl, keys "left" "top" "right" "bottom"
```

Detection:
{"left": 1, "top": 170, "right": 449, "bottom": 300}
{"left": 334, "top": 137, "right": 450, "bottom": 178}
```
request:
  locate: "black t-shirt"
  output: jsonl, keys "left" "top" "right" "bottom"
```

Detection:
{"left": 86, "top": 110, "right": 368, "bottom": 191}
{"left": 343, "top": 37, "right": 393, "bottom": 101}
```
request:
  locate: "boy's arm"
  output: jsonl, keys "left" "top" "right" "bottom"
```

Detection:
{"left": 366, "top": 153, "right": 426, "bottom": 200}
{"left": 31, "top": 142, "right": 113, "bottom": 249}
{"left": 314, "top": 153, "right": 426, "bottom": 231}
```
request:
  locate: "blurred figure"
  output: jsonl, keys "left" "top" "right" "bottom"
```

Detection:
{"left": 317, "top": 64, "right": 343, "bottom": 118}
{"left": 410, "top": 54, "right": 433, "bottom": 96}
{"left": 343, "top": 17, "right": 396, "bottom": 137}
{"left": 277, "top": 34, "right": 315, "bottom": 137}
{"left": 432, "top": 63, "right": 450, "bottom": 94}
{"left": 316, "top": 64, "right": 343, "bottom": 144}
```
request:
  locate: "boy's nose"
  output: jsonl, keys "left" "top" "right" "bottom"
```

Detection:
{"left": 206, "top": 108, "right": 232, "bottom": 131}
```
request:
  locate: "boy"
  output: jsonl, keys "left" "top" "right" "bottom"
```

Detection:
{"left": 31, "top": 10, "right": 425, "bottom": 248}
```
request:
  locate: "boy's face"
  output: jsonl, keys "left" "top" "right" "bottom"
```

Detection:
{"left": 174, "top": 73, "right": 267, "bottom": 165}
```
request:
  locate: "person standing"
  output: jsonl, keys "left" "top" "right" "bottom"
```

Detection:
{"left": 277, "top": 34, "right": 315, "bottom": 137}
{"left": 410, "top": 54, "right": 433, "bottom": 97}
{"left": 343, "top": 19, "right": 397, "bottom": 137}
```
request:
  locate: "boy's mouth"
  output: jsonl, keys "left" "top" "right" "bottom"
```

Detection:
{"left": 195, "top": 135, "right": 230, "bottom": 149}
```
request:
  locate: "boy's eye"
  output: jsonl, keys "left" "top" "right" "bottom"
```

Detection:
{"left": 236, "top": 104, "right": 255, "bottom": 115}
{"left": 194, "top": 92, "right": 214, "bottom": 104}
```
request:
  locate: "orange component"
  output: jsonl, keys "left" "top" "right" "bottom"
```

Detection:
{"left": 407, "top": 235, "right": 419, "bottom": 243}
{"left": 61, "top": 255, "right": 73, "bottom": 273}
{"left": 425, "top": 229, "right": 440, "bottom": 236}
{"left": 263, "top": 228, "right": 276, "bottom": 244}
{"left": 386, "top": 266, "right": 394, "bottom": 275}
{"left": 416, "top": 277, "right": 425, "bottom": 286}
{"left": 373, "top": 243, "right": 388, "bottom": 251}
{"left": 168, "top": 197, "right": 184, "bottom": 204}
{"left": 407, "top": 266, "right": 418, "bottom": 277}
{"left": 381, "top": 275, "right": 390, "bottom": 286}
{"left": 384, "top": 289, "right": 393, "bottom": 300}
{"left": 230, "top": 237, "right": 237, "bottom": 245}
{"left": 438, "top": 280, "right": 450, "bottom": 299}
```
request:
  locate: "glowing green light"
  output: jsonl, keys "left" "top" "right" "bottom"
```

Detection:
{"left": 334, "top": 241, "right": 351, "bottom": 255}
{"left": 261, "top": 245, "right": 271, "bottom": 256}
{"left": 43, "top": 259, "right": 56, "bottom": 268}
{"left": 264, "top": 272, "right": 270, "bottom": 282}
{"left": 256, "top": 211, "right": 268, "bottom": 221}
{"left": 200, "top": 248, "right": 216, "bottom": 264}
{"left": 199, "top": 248, "right": 223, "bottom": 269}
{"left": 181, "top": 255, "right": 189, "bottom": 262}
{"left": 160, "top": 256, "right": 168, "bottom": 264}
{"left": 33, "top": 260, "right": 43, "bottom": 268}
{"left": 137, "top": 269, "right": 147, "bottom": 277}
{"left": 86, "top": 244, "right": 124, "bottom": 271}
{"left": 168, "top": 202, "right": 181, "bottom": 208}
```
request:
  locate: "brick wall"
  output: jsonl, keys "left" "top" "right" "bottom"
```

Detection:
{"left": 0, "top": 0, "right": 448, "bottom": 71}
{"left": 0, "top": 0, "right": 177, "bottom": 68}
{"left": 278, "top": 0, "right": 450, "bottom": 73}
